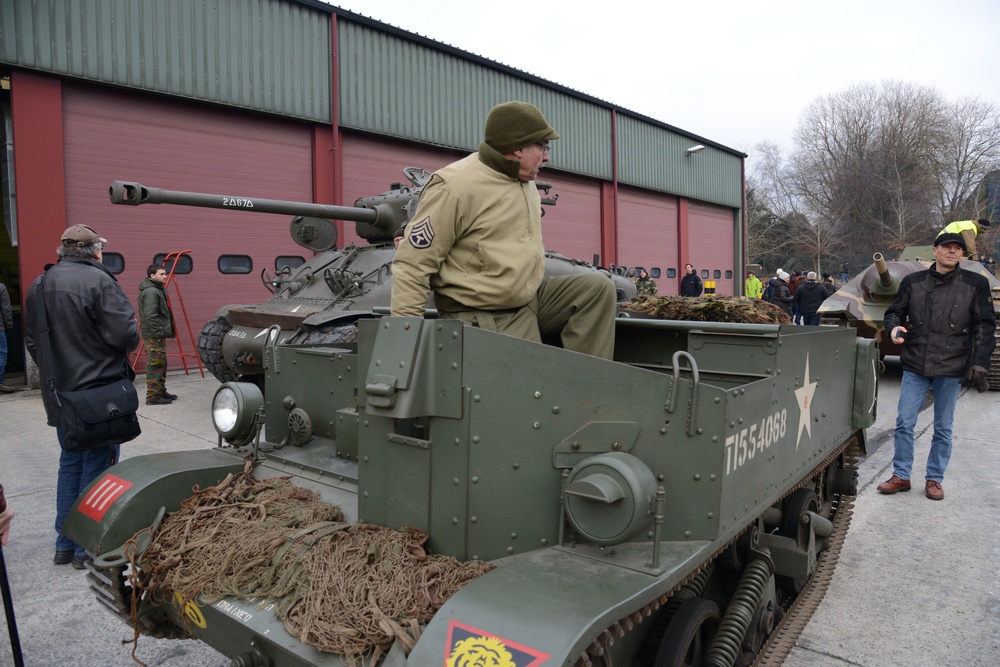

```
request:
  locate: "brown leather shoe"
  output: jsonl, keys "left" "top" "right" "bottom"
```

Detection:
{"left": 925, "top": 480, "right": 944, "bottom": 500}
{"left": 877, "top": 475, "right": 911, "bottom": 494}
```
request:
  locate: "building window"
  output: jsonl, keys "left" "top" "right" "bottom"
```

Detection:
{"left": 666, "top": 268, "right": 677, "bottom": 278}
{"left": 102, "top": 252, "right": 125, "bottom": 275}
{"left": 651, "top": 267, "right": 661, "bottom": 278}
{"left": 725, "top": 270, "right": 733, "bottom": 279}
{"left": 714, "top": 270, "right": 721, "bottom": 279}
{"left": 218, "top": 255, "right": 253, "bottom": 274}
{"left": 154, "top": 253, "right": 193, "bottom": 275}
{"left": 701, "top": 270, "right": 709, "bottom": 279}
{"left": 275, "top": 256, "right": 306, "bottom": 272}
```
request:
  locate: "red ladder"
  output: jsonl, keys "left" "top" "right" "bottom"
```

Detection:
{"left": 131, "top": 250, "right": 205, "bottom": 378}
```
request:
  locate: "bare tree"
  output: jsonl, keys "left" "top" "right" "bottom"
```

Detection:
{"left": 935, "top": 97, "right": 1000, "bottom": 221}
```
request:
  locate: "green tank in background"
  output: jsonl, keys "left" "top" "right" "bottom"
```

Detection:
{"left": 818, "top": 246, "right": 1000, "bottom": 387}
{"left": 64, "top": 311, "right": 877, "bottom": 666}
{"left": 110, "top": 171, "right": 637, "bottom": 384}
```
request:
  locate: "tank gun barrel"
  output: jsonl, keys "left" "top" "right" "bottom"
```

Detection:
{"left": 109, "top": 181, "right": 378, "bottom": 224}
{"left": 873, "top": 253, "right": 894, "bottom": 288}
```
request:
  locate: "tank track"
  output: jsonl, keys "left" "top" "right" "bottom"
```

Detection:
{"left": 85, "top": 561, "right": 190, "bottom": 640}
{"left": 196, "top": 315, "right": 238, "bottom": 384}
{"left": 572, "top": 437, "right": 860, "bottom": 667}
{"left": 988, "top": 332, "right": 1000, "bottom": 391}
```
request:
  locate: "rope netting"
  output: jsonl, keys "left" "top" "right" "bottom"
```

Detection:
{"left": 125, "top": 458, "right": 494, "bottom": 666}
{"left": 622, "top": 295, "right": 792, "bottom": 324}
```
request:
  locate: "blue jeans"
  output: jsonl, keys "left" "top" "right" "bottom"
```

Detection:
{"left": 802, "top": 313, "right": 821, "bottom": 326}
{"left": 892, "top": 371, "right": 961, "bottom": 483}
{"left": 55, "top": 428, "right": 120, "bottom": 555}
{"left": 0, "top": 330, "right": 7, "bottom": 384}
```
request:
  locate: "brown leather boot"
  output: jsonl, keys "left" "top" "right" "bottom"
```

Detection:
{"left": 925, "top": 480, "right": 944, "bottom": 500}
{"left": 877, "top": 475, "right": 911, "bottom": 494}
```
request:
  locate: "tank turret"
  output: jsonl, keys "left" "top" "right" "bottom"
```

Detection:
{"left": 819, "top": 247, "right": 1000, "bottom": 387}
{"left": 110, "top": 169, "right": 637, "bottom": 382}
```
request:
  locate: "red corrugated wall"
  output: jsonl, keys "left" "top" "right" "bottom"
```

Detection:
{"left": 61, "top": 84, "right": 314, "bottom": 362}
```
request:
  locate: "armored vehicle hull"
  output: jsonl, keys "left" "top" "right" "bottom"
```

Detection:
{"left": 66, "top": 315, "right": 876, "bottom": 667}
{"left": 819, "top": 248, "right": 1000, "bottom": 387}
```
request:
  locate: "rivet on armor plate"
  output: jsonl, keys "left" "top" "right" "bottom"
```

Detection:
{"left": 471, "top": 476, "right": 479, "bottom": 484}
{"left": 715, "top": 397, "right": 721, "bottom": 403}
{"left": 470, "top": 516, "right": 477, "bottom": 523}
{"left": 696, "top": 428, "right": 703, "bottom": 434}
{"left": 660, "top": 427, "right": 667, "bottom": 434}
{"left": 363, "top": 456, "right": 369, "bottom": 462}
{"left": 473, "top": 395, "right": 481, "bottom": 402}
{"left": 453, "top": 478, "right": 459, "bottom": 485}
{"left": 507, "top": 547, "right": 514, "bottom": 554}
{"left": 712, "top": 436, "right": 718, "bottom": 442}
{"left": 399, "top": 361, "right": 405, "bottom": 367}
{"left": 363, "top": 491, "right": 368, "bottom": 498}
{"left": 540, "top": 538, "right": 548, "bottom": 545}
{"left": 512, "top": 463, "right": 520, "bottom": 469}
{"left": 451, "top": 362, "right": 458, "bottom": 369}
{"left": 510, "top": 532, "right": 517, "bottom": 539}
{"left": 403, "top": 323, "right": 410, "bottom": 330}
{"left": 684, "top": 530, "right": 691, "bottom": 537}
{"left": 452, "top": 518, "right": 458, "bottom": 525}
{"left": 533, "top": 422, "right": 541, "bottom": 429}
{"left": 552, "top": 406, "right": 560, "bottom": 414}
{"left": 707, "top": 512, "right": 714, "bottom": 519}
{"left": 452, "top": 331, "right": 459, "bottom": 338}
{"left": 534, "top": 390, "right": 542, "bottom": 398}
{"left": 472, "top": 436, "right": 480, "bottom": 443}
{"left": 375, "top": 359, "right": 381, "bottom": 366}
{"left": 693, "top": 474, "right": 701, "bottom": 480}
{"left": 571, "top": 442, "right": 580, "bottom": 450}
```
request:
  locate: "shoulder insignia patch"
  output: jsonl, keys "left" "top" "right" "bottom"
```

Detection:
{"left": 408, "top": 216, "right": 435, "bottom": 249}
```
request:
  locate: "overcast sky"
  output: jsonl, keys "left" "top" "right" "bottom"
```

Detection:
{"left": 329, "top": 0, "right": 1000, "bottom": 159}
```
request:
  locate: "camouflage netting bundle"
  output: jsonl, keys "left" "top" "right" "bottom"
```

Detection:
{"left": 622, "top": 295, "right": 792, "bottom": 325}
{"left": 128, "top": 459, "right": 493, "bottom": 666}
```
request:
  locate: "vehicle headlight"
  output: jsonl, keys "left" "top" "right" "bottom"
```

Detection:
{"left": 212, "top": 382, "right": 264, "bottom": 444}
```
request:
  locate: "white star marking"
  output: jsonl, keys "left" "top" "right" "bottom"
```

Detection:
{"left": 794, "top": 354, "right": 818, "bottom": 450}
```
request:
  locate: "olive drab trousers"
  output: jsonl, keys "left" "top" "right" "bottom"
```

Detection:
{"left": 440, "top": 273, "right": 617, "bottom": 359}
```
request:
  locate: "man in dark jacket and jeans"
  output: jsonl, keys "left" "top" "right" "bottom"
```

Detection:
{"left": 25, "top": 224, "right": 140, "bottom": 569}
{"left": 792, "top": 272, "right": 827, "bottom": 325}
{"left": 878, "top": 233, "right": 996, "bottom": 500}
{"left": 139, "top": 264, "right": 177, "bottom": 405}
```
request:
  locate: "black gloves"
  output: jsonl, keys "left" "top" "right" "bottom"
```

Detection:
{"left": 962, "top": 365, "right": 990, "bottom": 393}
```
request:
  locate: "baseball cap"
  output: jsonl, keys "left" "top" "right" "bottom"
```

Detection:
{"left": 933, "top": 232, "right": 965, "bottom": 251}
{"left": 61, "top": 224, "right": 107, "bottom": 247}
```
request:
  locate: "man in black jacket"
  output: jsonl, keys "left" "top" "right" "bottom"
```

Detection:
{"left": 25, "top": 224, "right": 140, "bottom": 569}
{"left": 680, "top": 263, "right": 703, "bottom": 297}
{"left": 792, "top": 272, "right": 827, "bottom": 325}
{"left": 877, "top": 233, "right": 996, "bottom": 500}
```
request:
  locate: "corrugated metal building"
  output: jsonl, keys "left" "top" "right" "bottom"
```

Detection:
{"left": 0, "top": 0, "right": 746, "bottom": 375}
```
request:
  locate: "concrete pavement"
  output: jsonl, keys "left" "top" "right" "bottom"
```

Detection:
{"left": 1, "top": 365, "right": 998, "bottom": 666}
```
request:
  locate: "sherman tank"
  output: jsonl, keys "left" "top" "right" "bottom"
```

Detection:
{"left": 109, "top": 172, "right": 638, "bottom": 384}
{"left": 64, "top": 309, "right": 878, "bottom": 666}
{"left": 818, "top": 246, "right": 1000, "bottom": 387}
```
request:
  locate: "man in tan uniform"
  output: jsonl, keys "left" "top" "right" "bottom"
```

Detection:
{"left": 391, "top": 101, "right": 617, "bottom": 359}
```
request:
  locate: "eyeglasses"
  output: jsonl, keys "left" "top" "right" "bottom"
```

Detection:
{"left": 535, "top": 142, "right": 551, "bottom": 155}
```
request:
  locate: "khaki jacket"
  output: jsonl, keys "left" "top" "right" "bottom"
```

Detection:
{"left": 391, "top": 145, "right": 545, "bottom": 316}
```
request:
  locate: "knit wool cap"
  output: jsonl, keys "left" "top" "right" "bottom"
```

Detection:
{"left": 934, "top": 232, "right": 966, "bottom": 251}
{"left": 61, "top": 224, "right": 107, "bottom": 247}
{"left": 484, "top": 102, "right": 560, "bottom": 154}
{"left": 778, "top": 271, "right": 790, "bottom": 280}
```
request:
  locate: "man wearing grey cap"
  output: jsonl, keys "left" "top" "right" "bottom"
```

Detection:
{"left": 791, "top": 271, "right": 827, "bottom": 325}
{"left": 878, "top": 232, "right": 996, "bottom": 500}
{"left": 25, "top": 224, "right": 140, "bottom": 569}
{"left": 391, "top": 101, "right": 616, "bottom": 359}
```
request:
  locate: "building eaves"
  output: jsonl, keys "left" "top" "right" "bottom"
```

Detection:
{"left": 295, "top": 0, "right": 747, "bottom": 159}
